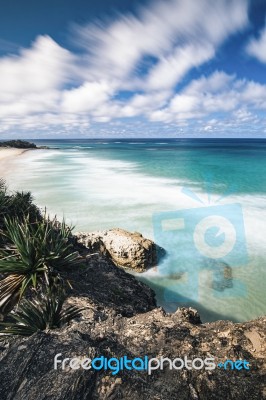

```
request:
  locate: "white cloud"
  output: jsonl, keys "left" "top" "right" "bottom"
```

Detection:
{"left": 61, "top": 0, "right": 249, "bottom": 121}
{"left": 156, "top": 71, "right": 238, "bottom": 121}
{"left": 149, "top": 71, "right": 266, "bottom": 124}
{"left": 0, "top": 36, "right": 74, "bottom": 97}
{"left": 187, "top": 71, "right": 235, "bottom": 94}
{"left": 233, "top": 108, "right": 258, "bottom": 123}
{"left": 170, "top": 94, "right": 200, "bottom": 114}
{"left": 0, "top": 113, "right": 91, "bottom": 135}
{"left": 0, "top": 35, "right": 76, "bottom": 122}
{"left": 75, "top": 0, "right": 248, "bottom": 90}
{"left": 241, "top": 81, "right": 266, "bottom": 107}
{"left": 144, "top": 44, "right": 215, "bottom": 91}
{"left": 61, "top": 81, "right": 114, "bottom": 113}
{"left": 1, "top": 0, "right": 263, "bottom": 137}
{"left": 246, "top": 22, "right": 266, "bottom": 64}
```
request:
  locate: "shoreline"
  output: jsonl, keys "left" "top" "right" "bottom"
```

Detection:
{"left": 0, "top": 148, "right": 29, "bottom": 161}
{"left": 0, "top": 148, "right": 34, "bottom": 179}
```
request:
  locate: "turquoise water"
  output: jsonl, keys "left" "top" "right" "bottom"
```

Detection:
{"left": 2, "top": 139, "right": 266, "bottom": 322}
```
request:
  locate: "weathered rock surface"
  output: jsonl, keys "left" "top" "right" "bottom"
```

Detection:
{"left": 64, "top": 254, "right": 157, "bottom": 317}
{"left": 0, "top": 304, "right": 265, "bottom": 399}
{"left": 0, "top": 253, "right": 265, "bottom": 400}
{"left": 75, "top": 228, "right": 162, "bottom": 272}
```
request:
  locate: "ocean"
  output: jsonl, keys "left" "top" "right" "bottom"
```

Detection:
{"left": 3, "top": 138, "right": 266, "bottom": 322}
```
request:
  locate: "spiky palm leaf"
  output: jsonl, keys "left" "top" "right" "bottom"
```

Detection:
{"left": 0, "top": 179, "right": 10, "bottom": 231}
{"left": 0, "top": 287, "right": 83, "bottom": 337}
{"left": 8, "top": 191, "right": 41, "bottom": 223}
{"left": 0, "top": 274, "right": 24, "bottom": 317}
{"left": 0, "top": 216, "right": 81, "bottom": 315}
{"left": 0, "top": 180, "right": 41, "bottom": 250}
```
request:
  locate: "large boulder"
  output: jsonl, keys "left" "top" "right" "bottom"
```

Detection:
{"left": 75, "top": 228, "right": 162, "bottom": 272}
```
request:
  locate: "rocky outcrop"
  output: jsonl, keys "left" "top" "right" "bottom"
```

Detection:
{"left": 0, "top": 140, "right": 37, "bottom": 149}
{"left": 75, "top": 228, "right": 163, "bottom": 272}
{"left": 64, "top": 254, "right": 157, "bottom": 317}
{"left": 0, "top": 256, "right": 265, "bottom": 400}
{"left": 0, "top": 139, "right": 50, "bottom": 149}
{"left": 0, "top": 235, "right": 265, "bottom": 399}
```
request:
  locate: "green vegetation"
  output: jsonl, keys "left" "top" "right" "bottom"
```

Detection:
{"left": 0, "top": 179, "right": 83, "bottom": 336}
{"left": 0, "top": 287, "right": 82, "bottom": 337}
{"left": 0, "top": 216, "right": 80, "bottom": 311}
{"left": 0, "top": 140, "right": 37, "bottom": 149}
{"left": 0, "top": 179, "right": 41, "bottom": 242}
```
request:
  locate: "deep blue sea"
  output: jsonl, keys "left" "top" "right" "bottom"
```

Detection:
{"left": 3, "top": 138, "right": 266, "bottom": 322}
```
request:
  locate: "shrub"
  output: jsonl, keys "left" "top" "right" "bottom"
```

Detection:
{"left": 0, "top": 286, "right": 82, "bottom": 337}
{"left": 0, "top": 180, "right": 41, "bottom": 245}
{"left": 0, "top": 179, "right": 84, "bottom": 334}
{"left": 0, "top": 215, "right": 81, "bottom": 316}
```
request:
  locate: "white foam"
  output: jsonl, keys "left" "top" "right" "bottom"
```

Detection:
{"left": 3, "top": 147, "right": 266, "bottom": 321}
{"left": 5, "top": 150, "right": 266, "bottom": 250}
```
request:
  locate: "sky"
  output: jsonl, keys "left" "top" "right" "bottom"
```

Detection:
{"left": 1, "top": 0, "right": 266, "bottom": 138}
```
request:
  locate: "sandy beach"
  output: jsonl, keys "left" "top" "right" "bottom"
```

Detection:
{"left": 0, "top": 148, "right": 28, "bottom": 161}
{"left": 0, "top": 148, "right": 30, "bottom": 178}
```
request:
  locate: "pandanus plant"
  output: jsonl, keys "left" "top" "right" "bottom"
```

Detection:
{"left": 0, "top": 179, "right": 41, "bottom": 251}
{"left": 0, "top": 286, "right": 83, "bottom": 337}
{"left": 0, "top": 215, "right": 81, "bottom": 317}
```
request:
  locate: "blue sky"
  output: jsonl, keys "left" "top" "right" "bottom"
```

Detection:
{"left": 1, "top": 0, "right": 266, "bottom": 138}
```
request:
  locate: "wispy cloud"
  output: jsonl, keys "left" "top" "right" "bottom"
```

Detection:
{"left": 2, "top": 0, "right": 265, "bottom": 137}
{"left": 0, "top": 38, "right": 20, "bottom": 53}
{"left": 73, "top": 0, "right": 248, "bottom": 92}
{"left": 246, "top": 20, "right": 266, "bottom": 64}
{"left": 0, "top": 36, "right": 75, "bottom": 120}
{"left": 149, "top": 71, "right": 266, "bottom": 123}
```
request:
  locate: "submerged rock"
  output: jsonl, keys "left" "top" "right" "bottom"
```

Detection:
{"left": 75, "top": 228, "right": 163, "bottom": 272}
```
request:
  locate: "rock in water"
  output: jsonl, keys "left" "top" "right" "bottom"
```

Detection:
{"left": 75, "top": 228, "right": 162, "bottom": 272}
